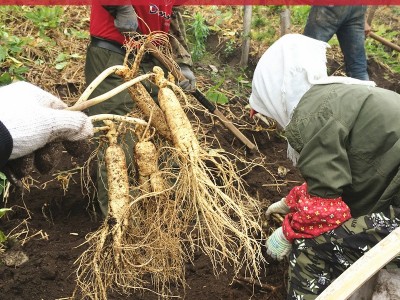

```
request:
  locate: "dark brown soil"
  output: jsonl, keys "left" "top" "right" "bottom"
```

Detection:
{"left": 0, "top": 42, "right": 399, "bottom": 300}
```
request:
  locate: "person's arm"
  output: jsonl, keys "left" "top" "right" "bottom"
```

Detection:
{"left": 288, "top": 113, "right": 354, "bottom": 198}
{"left": 265, "top": 111, "right": 355, "bottom": 260}
{"left": 265, "top": 183, "right": 351, "bottom": 260}
{"left": 282, "top": 183, "right": 351, "bottom": 242}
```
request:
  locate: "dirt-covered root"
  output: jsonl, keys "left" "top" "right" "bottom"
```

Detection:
{"left": 127, "top": 83, "right": 172, "bottom": 141}
{"left": 134, "top": 140, "right": 167, "bottom": 193}
{"left": 174, "top": 150, "right": 265, "bottom": 278}
{"left": 153, "top": 67, "right": 266, "bottom": 279}
{"left": 128, "top": 198, "right": 186, "bottom": 296}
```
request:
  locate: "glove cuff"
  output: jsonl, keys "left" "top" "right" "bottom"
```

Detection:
{"left": 266, "top": 227, "right": 292, "bottom": 260}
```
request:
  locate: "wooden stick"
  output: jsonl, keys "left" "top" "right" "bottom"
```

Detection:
{"left": 369, "top": 32, "right": 400, "bottom": 53}
{"left": 316, "top": 226, "right": 400, "bottom": 300}
{"left": 240, "top": 5, "right": 252, "bottom": 67}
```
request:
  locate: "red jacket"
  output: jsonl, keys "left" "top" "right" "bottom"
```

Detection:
{"left": 90, "top": 1, "right": 173, "bottom": 45}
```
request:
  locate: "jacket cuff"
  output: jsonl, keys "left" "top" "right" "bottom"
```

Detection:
{"left": 0, "top": 121, "right": 13, "bottom": 169}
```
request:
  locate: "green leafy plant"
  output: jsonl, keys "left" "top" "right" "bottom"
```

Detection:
{"left": 224, "top": 39, "right": 236, "bottom": 57}
{"left": 205, "top": 78, "right": 229, "bottom": 104}
{"left": 63, "top": 27, "right": 89, "bottom": 39}
{"left": 0, "top": 208, "right": 11, "bottom": 243}
{"left": 188, "top": 12, "right": 209, "bottom": 61}
{"left": 0, "top": 26, "right": 30, "bottom": 84}
{"left": 54, "top": 52, "right": 82, "bottom": 70}
{"left": 25, "top": 6, "right": 64, "bottom": 35}
{"left": 291, "top": 6, "right": 311, "bottom": 26}
{"left": 0, "top": 172, "right": 10, "bottom": 244}
{"left": 250, "top": 6, "right": 280, "bottom": 44}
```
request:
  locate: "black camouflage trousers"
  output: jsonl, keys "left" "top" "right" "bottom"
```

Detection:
{"left": 287, "top": 206, "right": 400, "bottom": 300}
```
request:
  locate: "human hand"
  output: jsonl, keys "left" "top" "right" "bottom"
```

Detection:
{"left": 266, "top": 227, "right": 292, "bottom": 261}
{"left": 0, "top": 81, "right": 93, "bottom": 160}
{"left": 179, "top": 64, "right": 196, "bottom": 92}
{"left": 265, "top": 197, "right": 290, "bottom": 219}
{"left": 114, "top": 5, "right": 138, "bottom": 33}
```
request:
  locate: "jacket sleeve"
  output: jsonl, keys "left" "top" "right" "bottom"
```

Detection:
{"left": 292, "top": 115, "right": 353, "bottom": 199}
{"left": 282, "top": 183, "right": 351, "bottom": 242}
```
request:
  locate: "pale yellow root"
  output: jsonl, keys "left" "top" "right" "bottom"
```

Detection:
{"left": 74, "top": 121, "right": 137, "bottom": 300}
{"left": 128, "top": 83, "right": 172, "bottom": 141}
{"left": 154, "top": 68, "right": 265, "bottom": 279}
{"left": 134, "top": 140, "right": 167, "bottom": 194}
{"left": 135, "top": 141, "right": 158, "bottom": 185}
{"left": 105, "top": 144, "right": 130, "bottom": 218}
{"left": 158, "top": 87, "right": 200, "bottom": 156}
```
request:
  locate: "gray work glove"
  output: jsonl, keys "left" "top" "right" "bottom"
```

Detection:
{"left": 266, "top": 227, "right": 292, "bottom": 261}
{"left": 179, "top": 64, "right": 196, "bottom": 92}
{"left": 265, "top": 197, "right": 290, "bottom": 219}
{"left": 114, "top": 5, "right": 138, "bottom": 33}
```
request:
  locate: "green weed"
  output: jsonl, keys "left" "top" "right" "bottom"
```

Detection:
{"left": 206, "top": 78, "right": 229, "bottom": 104}
{"left": 224, "top": 39, "right": 236, "bottom": 57}
{"left": 0, "top": 208, "right": 11, "bottom": 244}
{"left": 291, "top": 6, "right": 310, "bottom": 26}
{"left": 0, "top": 172, "right": 10, "bottom": 244}
{"left": 54, "top": 52, "right": 82, "bottom": 70}
{"left": 188, "top": 12, "right": 209, "bottom": 61}
{"left": 25, "top": 6, "right": 64, "bottom": 35}
{"left": 0, "top": 26, "right": 31, "bottom": 84}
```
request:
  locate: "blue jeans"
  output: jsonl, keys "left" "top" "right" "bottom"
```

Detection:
{"left": 304, "top": 6, "right": 369, "bottom": 81}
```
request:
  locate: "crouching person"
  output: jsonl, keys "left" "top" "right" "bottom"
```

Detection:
{"left": 249, "top": 33, "right": 400, "bottom": 299}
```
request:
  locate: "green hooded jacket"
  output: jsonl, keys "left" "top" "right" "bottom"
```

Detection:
{"left": 285, "top": 83, "right": 400, "bottom": 217}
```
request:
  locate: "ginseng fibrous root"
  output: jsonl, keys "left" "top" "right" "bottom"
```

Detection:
{"left": 154, "top": 67, "right": 265, "bottom": 279}
{"left": 132, "top": 138, "right": 186, "bottom": 295}
{"left": 74, "top": 121, "right": 145, "bottom": 300}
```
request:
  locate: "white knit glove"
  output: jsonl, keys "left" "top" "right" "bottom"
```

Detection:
{"left": 266, "top": 227, "right": 292, "bottom": 261}
{"left": 265, "top": 197, "right": 290, "bottom": 219}
{"left": 0, "top": 82, "right": 93, "bottom": 159}
{"left": 0, "top": 81, "right": 68, "bottom": 109}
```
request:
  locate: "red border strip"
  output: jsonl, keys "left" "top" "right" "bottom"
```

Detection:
{"left": 0, "top": 0, "right": 398, "bottom": 5}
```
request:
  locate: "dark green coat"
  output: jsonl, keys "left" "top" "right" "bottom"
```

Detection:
{"left": 286, "top": 83, "right": 400, "bottom": 217}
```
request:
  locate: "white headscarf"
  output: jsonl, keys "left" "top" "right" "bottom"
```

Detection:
{"left": 249, "top": 33, "right": 376, "bottom": 129}
{"left": 249, "top": 34, "right": 376, "bottom": 164}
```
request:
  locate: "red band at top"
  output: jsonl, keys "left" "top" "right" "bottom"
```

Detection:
{"left": 0, "top": 0, "right": 396, "bottom": 5}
